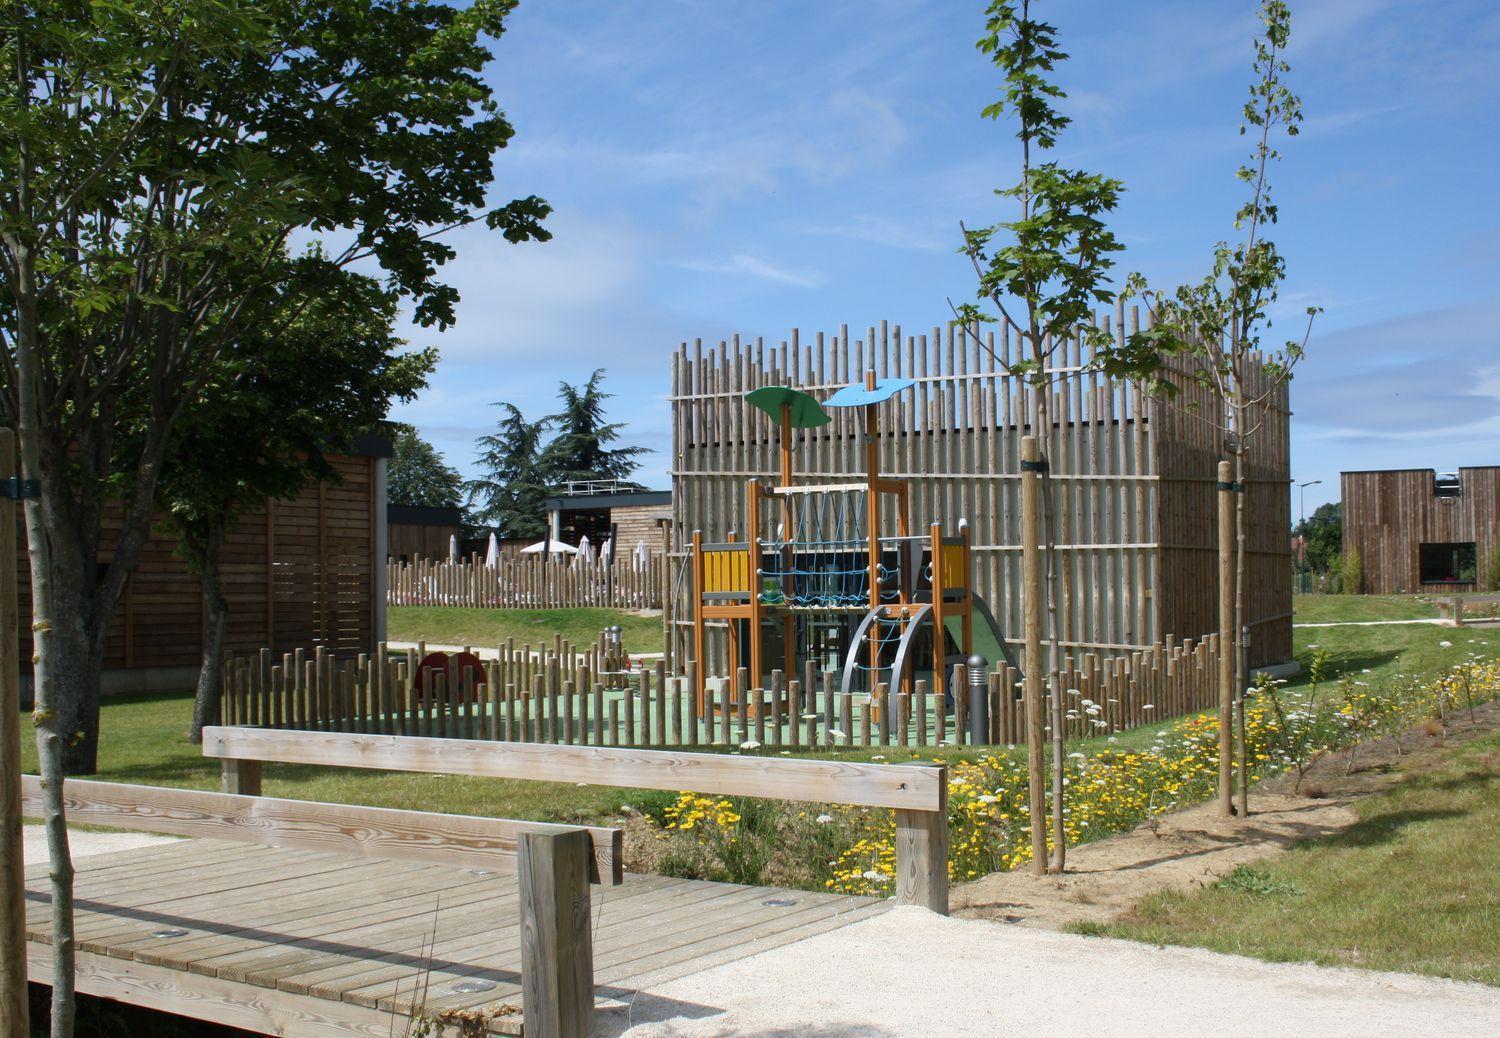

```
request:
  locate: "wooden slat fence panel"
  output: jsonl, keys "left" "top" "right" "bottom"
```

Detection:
{"left": 387, "top": 555, "right": 661, "bottom": 610}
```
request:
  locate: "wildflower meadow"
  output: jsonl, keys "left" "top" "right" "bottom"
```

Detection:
{"left": 648, "top": 657, "right": 1500, "bottom": 896}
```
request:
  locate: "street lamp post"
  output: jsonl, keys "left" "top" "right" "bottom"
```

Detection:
{"left": 1297, "top": 479, "right": 1323, "bottom": 527}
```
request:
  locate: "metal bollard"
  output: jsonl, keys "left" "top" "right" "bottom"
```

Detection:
{"left": 967, "top": 653, "right": 989, "bottom": 745}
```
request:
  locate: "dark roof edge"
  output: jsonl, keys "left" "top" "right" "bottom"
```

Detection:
{"left": 544, "top": 490, "right": 672, "bottom": 510}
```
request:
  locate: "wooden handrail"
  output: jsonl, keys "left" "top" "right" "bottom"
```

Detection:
{"left": 202, "top": 725, "right": 950, "bottom": 912}
{"left": 202, "top": 727, "right": 945, "bottom": 812}
{"left": 20, "top": 775, "right": 623, "bottom": 885}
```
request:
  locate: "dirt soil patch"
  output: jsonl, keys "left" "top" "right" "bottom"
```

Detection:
{"left": 953, "top": 699, "right": 1500, "bottom": 930}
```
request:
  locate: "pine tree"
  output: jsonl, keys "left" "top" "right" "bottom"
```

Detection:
{"left": 466, "top": 404, "right": 553, "bottom": 538}
{"left": 540, "top": 369, "right": 651, "bottom": 484}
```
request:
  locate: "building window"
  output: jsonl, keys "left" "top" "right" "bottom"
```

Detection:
{"left": 1419, "top": 542, "right": 1477, "bottom": 584}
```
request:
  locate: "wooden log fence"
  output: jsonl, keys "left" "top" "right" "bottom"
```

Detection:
{"left": 223, "top": 632, "right": 1223, "bottom": 752}
{"left": 386, "top": 554, "right": 662, "bottom": 610}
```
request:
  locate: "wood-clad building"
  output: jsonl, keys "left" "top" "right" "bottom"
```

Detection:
{"left": 1341, "top": 467, "right": 1500, "bottom": 594}
{"left": 669, "top": 317, "right": 1292, "bottom": 674}
{"left": 544, "top": 486, "right": 672, "bottom": 555}
{"left": 18, "top": 443, "right": 389, "bottom": 694}
{"left": 387, "top": 504, "right": 465, "bottom": 562}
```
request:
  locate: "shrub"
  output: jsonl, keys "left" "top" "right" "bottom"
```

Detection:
{"left": 1343, "top": 545, "right": 1363, "bottom": 594}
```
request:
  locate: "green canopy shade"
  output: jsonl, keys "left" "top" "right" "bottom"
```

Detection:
{"left": 745, "top": 385, "right": 832, "bottom": 428}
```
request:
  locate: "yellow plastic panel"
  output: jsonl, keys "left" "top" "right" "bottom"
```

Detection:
{"left": 704, "top": 549, "right": 751, "bottom": 593}
{"left": 939, "top": 544, "right": 967, "bottom": 592}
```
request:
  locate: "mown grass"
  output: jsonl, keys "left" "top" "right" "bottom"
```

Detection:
{"left": 386, "top": 605, "right": 663, "bottom": 654}
{"left": 1092, "top": 729, "right": 1500, "bottom": 987}
{"left": 1292, "top": 593, "right": 1439, "bottom": 624}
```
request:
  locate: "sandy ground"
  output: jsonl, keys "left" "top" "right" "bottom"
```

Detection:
{"left": 604, "top": 907, "right": 1500, "bottom": 1038}
{"left": 22, "top": 824, "right": 177, "bottom": 865}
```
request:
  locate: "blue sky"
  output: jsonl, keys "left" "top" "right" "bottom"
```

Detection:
{"left": 387, "top": 0, "right": 1500, "bottom": 517}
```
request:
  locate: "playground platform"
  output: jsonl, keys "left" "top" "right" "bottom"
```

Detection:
{"left": 25, "top": 838, "right": 887, "bottom": 1036}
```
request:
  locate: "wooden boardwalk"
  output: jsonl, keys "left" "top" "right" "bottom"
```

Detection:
{"left": 25, "top": 838, "right": 887, "bottom": 1036}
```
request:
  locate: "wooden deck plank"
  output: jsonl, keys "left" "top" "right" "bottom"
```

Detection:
{"left": 26, "top": 840, "right": 886, "bottom": 1035}
{"left": 293, "top": 876, "right": 695, "bottom": 1003}
{"left": 393, "top": 880, "right": 804, "bottom": 1015}
{"left": 131, "top": 866, "right": 501, "bottom": 971}
{"left": 30, "top": 850, "right": 373, "bottom": 949}
{"left": 347, "top": 877, "right": 755, "bottom": 1013}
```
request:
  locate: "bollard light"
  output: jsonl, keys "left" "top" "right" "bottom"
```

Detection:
{"left": 967, "top": 653, "right": 989, "bottom": 745}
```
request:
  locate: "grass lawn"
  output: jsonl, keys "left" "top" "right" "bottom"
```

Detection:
{"left": 386, "top": 605, "right": 664, "bottom": 654}
{"left": 1093, "top": 729, "right": 1500, "bottom": 986}
{"left": 1291, "top": 621, "right": 1500, "bottom": 693}
{"left": 1292, "top": 593, "right": 1440, "bottom": 624}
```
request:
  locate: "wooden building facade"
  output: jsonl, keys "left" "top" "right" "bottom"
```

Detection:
{"left": 1341, "top": 467, "right": 1500, "bottom": 594}
{"left": 668, "top": 315, "right": 1292, "bottom": 674}
{"left": 544, "top": 487, "right": 672, "bottom": 555}
{"left": 387, "top": 504, "right": 465, "bottom": 563}
{"left": 18, "top": 445, "right": 388, "bottom": 693}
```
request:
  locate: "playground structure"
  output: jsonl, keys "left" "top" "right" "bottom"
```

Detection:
{"left": 668, "top": 315, "right": 1293, "bottom": 682}
{"left": 686, "top": 372, "right": 1014, "bottom": 719}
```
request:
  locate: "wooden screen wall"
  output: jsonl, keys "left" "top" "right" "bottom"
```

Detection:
{"left": 669, "top": 312, "right": 1293, "bottom": 673}
{"left": 1342, "top": 468, "right": 1500, "bottom": 594}
{"left": 1153, "top": 354, "right": 1293, "bottom": 666}
{"left": 16, "top": 453, "right": 378, "bottom": 673}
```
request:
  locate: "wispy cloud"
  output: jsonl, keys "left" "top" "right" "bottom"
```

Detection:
{"left": 674, "top": 254, "right": 825, "bottom": 288}
{"left": 798, "top": 214, "right": 950, "bottom": 253}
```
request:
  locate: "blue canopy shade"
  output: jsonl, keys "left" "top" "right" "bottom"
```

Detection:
{"left": 822, "top": 378, "right": 917, "bottom": 408}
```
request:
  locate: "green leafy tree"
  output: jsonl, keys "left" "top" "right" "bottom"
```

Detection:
{"left": 466, "top": 403, "right": 553, "bottom": 539}
{"left": 1294, "top": 501, "right": 1341, "bottom": 575}
{"left": 954, "top": 0, "right": 1152, "bottom": 875}
{"left": 389, "top": 424, "right": 465, "bottom": 511}
{"left": 541, "top": 369, "right": 651, "bottom": 484}
{"left": 156, "top": 268, "right": 432, "bottom": 743}
{"left": 1, "top": 0, "right": 546, "bottom": 776}
{"left": 1, "top": 1, "right": 545, "bottom": 1027}
{"left": 1131, "top": 0, "right": 1316, "bottom": 816}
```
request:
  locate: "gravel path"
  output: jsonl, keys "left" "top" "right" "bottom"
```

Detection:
{"left": 23, "top": 824, "right": 177, "bottom": 865}
{"left": 604, "top": 907, "right": 1500, "bottom": 1037}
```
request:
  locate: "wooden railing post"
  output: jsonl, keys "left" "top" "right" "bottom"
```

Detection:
{"left": 894, "top": 763, "right": 948, "bottom": 914}
{"left": 220, "top": 758, "right": 261, "bottom": 797}
{"left": 518, "top": 827, "right": 594, "bottom": 1038}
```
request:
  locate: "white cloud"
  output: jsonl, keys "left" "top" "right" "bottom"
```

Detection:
{"left": 799, "top": 213, "right": 950, "bottom": 253}
{"left": 675, "top": 253, "right": 825, "bottom": 289}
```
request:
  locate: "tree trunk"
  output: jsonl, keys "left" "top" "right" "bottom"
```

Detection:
{"left": 14, "top": 235, "right": 77, "bottom": 1038}
{"left": 1233, "top": 397, "right": 1250, "bottom": 817}
{"left": 1031, "top": 350, "right": 1066, "bottom": 875}
{"left": 189, "top": 529, "right": 230, "bottom": 743}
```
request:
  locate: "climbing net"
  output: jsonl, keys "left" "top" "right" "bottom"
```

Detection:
{"left": 757, "top": 487, "right": 896, "bottom": 608}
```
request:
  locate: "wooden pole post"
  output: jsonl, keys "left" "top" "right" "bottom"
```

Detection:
{"left": 0, "top": 429, "right": 27, "bottom": 1034}
{"left": 894, "top": 764, "right": 948, "bottom": 915}
{"left": 1020, "top": 436, "right": 1048, "bottom": 874}
{"left": 690, "top": 531, "right": 706, "bottom": 712}
{"left": 518, "top": 827, "right": 594, "bottom": 1038}
{"left": 220, "top": 758, "right": 261, "bottom": 797}
{"left": 1216, "top": 460, "right": 1236, "bottom": 817}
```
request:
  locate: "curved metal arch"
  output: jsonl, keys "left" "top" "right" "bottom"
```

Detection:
{"left": 839, "top": 604, "right": 935, "bottom": 701}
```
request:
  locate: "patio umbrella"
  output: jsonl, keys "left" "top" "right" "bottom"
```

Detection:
{"left": 448, "top": 533, "right": 459, "bottom": 562}
{"left": 484, "top": 531, "right": 499, "bottom": 568}
{"left": 519, "top": 538, "right": 577, "bottom": 555}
